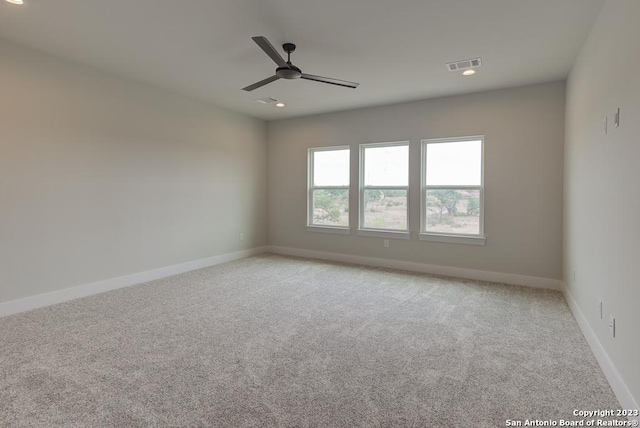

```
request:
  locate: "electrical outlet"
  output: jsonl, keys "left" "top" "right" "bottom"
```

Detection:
{"left": 239, "top": 232, "right": 244, "bottom": 241}
{"left": 383, "top": 239, "right": 390, "bottom": 248}
{"left": 609, "top": 315, "right": 615, "bottom": 337}
{"left": 614, "top": 108, "right": 620, "bottom": 128}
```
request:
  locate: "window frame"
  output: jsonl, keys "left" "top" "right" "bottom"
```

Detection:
{"left": 307, "top": 146, "right": 351, "bottom": 234}
{"left": 420, "top": 136, "right": 486, "bottom": 245}
{"left": 358, "top": 141, "right": 411, "bottom": 240}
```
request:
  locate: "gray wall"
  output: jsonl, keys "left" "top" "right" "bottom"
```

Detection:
{"left": 564, "top": 0, "right": 640, "bottom": 405}
{"left": 267, "top": 81, "right": 566, "bottom": 280}
{"left": 0, "top": 40, "right": 267, "bottom": 303}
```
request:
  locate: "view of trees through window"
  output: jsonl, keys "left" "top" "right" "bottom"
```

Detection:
{"left": 361, "top": 143, "right": 409, "bottom": 231}
{"left": 424, "top": 138, "right": 483, "bottom": 236}
{"left": 312, "top": 189, "right": 349, "bottom": 226}
{"left": 426, "top": 189, "right": 480, "bottom": 235}
{"left": 309, "top": 138, "right": 483, "bottom": 237}
{"left": 363, "top": 189, "right": 407, "bottom": 230}
{"left": 309, "top": 147, "right": 350, "bottom": 228}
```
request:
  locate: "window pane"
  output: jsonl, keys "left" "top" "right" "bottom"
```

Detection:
{"left": 425, "top": 189, "right": 480, "bottom": 235}
{"left": 312, "top": 189, "right": 349, "bottom": 226}
{"left": 363, "top": 189, "right": 407, "bottom": 230}
{"left": 364, "top": 145, "right": 408, "bottom": 186}
{"left": 426, "top": 140, "right": 481, "bottom": 185}
{"left": 313, "top": 149, "right": 349, "bottom": 186}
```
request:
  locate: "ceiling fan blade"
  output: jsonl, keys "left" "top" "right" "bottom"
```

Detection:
{"left": 252, "top": 36, "right": 289, "bottom": 68}
{"left": 301, "top": 73, "right": 359, "bottom": 89}
{"left": 242, "top": 75, "right": 280, "bottom": 91}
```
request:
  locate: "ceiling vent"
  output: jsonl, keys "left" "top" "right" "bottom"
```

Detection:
{"left": 447, "top": 58, "right": 482, "bottom": 72}
{"left": 254, "top": 97, "right": 278, "bottom": 104}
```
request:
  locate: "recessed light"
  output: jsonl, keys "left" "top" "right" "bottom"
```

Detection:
{"left": 462, "top": 69, "right": 476, "bottom": 76}
{"left": 6, "top": 0, "right": 24, "bottom": 4}
{"left": 275, "top": 102, "right": 285, "bottom": 108}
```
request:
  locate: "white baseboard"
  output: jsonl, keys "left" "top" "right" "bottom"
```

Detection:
{"left": 0, "top": 246, "right": 268, "bottom": 318}
{"left": 563, "top": 286, "right": 639, "bottom": 420}
{"left": 268, "top": 246, "right": 564, "bottom": 291}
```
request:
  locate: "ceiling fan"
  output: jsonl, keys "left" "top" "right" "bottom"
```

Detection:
{"left": 242, "top": 36, "right": 359, "bottom": 91}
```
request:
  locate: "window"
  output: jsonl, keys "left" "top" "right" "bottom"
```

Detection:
{"left": 307, "top": 146, "right": 350, "bottom": 234}
{"left": 358, "top": 142, "right": 410, "bottom": 239}
{"left": 421, "top": 136, "right": 485, "bottom": 245}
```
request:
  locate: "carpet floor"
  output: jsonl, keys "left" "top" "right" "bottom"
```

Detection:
{"left": 0, "top": 254, "right": 621, "bottom": 427}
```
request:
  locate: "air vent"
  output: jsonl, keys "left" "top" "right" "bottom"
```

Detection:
{"left": 255, "top": 97, "right": 278, "bottom": 104}
{"left": 447, "top": 57, "right": 482, "bottom": 72}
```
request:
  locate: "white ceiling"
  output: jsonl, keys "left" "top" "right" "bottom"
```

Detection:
{"left": 0, "top": 0, "right": 604, "bottom": 120}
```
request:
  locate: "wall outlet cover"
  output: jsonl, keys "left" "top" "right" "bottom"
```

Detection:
{"left": 609, "top": 315, "right": 615, "bottom": 337}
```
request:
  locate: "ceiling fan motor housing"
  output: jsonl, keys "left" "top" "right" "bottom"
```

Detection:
{"left": 277, "top": 65, "right": 302, "bottom": 79}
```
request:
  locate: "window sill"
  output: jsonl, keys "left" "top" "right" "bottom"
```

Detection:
{"left": 419, "top": 233, "right": 486, "bottom": 246}
{"left": 357, "top": 229, "right": 411, "bottom": 240}
{"left": 306, "top": 226, "right": 351, "bottom": 235}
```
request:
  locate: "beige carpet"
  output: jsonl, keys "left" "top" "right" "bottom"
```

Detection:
{"left": 0, "top": 254, "right": 621, "bottom": 427}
